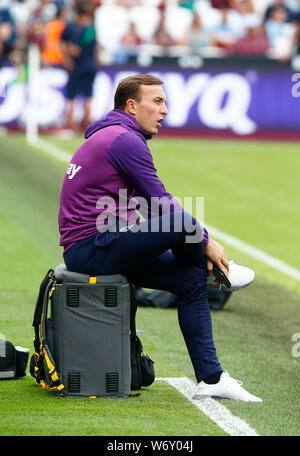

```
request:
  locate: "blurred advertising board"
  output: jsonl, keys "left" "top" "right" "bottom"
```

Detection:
{"left": 0, "top": 64, "right": 299, "bottom": 137}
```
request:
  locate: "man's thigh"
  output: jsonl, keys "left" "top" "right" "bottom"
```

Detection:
{"left": 65, "top": 213, "right": 205, "bottom": 277}
{"left": 94, "top": 213, "right": 204, "bottom": 276}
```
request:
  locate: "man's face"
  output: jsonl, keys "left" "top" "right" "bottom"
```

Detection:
{"left": 128, "top": 84, "right": 168, "bottom": 135}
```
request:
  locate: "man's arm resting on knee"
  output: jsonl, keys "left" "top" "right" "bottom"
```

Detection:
{"left": 205, "top": 238, "right": 229, "bottom": 278}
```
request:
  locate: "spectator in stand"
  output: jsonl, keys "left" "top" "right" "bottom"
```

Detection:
{"left": 264, "top": 0, "right": 300, "bottom": 22}
{"left": 264, "top": 0, "right": 293, "bottom": 22}
{"left": 114, "top": 22, "right": 142, "bottom": 63}
{"left": 0, "top": 5, "right": 16, "bottom": 64}
{"left": 178, "top": 0, "right": 196, "bottom": 11}
{"left": 229, "top": 17, "right": 269, "bottom": 55}
{"left": 116, "top": 0, "right": 143, "bottom": 6}
{"left": 28, "top": 1, "right": 56, "bottom": 49}
{"left": 286, "top": 0, "right": 300, "bottom": 10}
{"left": 285, "top": 0, "right": 300, "bottom": 20}
{"left": 265, "top": 4, "right": 297, "bottom": 59}
{"left": 210, "top": 0, "right": 230, "bottom": 7}
{"left": 149, "top": 11, "right": 175, "bottom": 55}
{"left": 122, "top": 22, "right": 141, "bottom": 50}
{"left": 9, "top": 0, "right": 37, "bottom": 65}
{"left": 286, "top": 0, "right": 300, "bottom": 54}
{"left": 226, "top": 0, "right": 261, "bottom": 38}
{"left": 60, "top": 0, "right": 97, "bottom": 133}
{"left": 41, "top": 4, "right": 66, "bottom": 66}
{"left": 206, "top": 7, "right": 242, "bottom": 51}
{"left": 178, "top": 12, "right": 213, "bottom": 51}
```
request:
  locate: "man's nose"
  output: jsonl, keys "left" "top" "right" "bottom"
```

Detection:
{"left": 161, "top": 103, "right": 168, "bottom": 115}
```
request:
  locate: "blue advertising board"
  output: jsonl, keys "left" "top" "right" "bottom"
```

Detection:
{"left": 0, "top": 64, "right": 299, "bottom": 136}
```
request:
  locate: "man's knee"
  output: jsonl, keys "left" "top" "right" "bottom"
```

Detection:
{"left": 177, "top": 266, "right": 208, "bottom": 302}
{"left": 149, "top": 211, "right": 201, "bottom": 239}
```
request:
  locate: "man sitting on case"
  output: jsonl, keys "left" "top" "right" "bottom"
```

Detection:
{"left": 58, "top": 74, "right": 261, "bottom": 402}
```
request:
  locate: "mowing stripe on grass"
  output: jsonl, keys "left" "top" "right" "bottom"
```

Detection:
{"left": 29, "top": 136, "right": 300, "bottom": 282}
{"left": 156, "top": 377, "right": 259, "bottom": 436}
{"left": 28, "top": 136, "right": 73, "bottom": 162}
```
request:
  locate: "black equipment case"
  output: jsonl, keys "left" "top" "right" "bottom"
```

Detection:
{"left": 40, "top": 264, "right": 132, "bottom": 398}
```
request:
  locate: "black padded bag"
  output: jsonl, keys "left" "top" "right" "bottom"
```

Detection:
{"left": 130, "top": 285, "right": 155, "bottom": 390}
{"left": 0, "top": 341, "right": 28, "bottom": 380}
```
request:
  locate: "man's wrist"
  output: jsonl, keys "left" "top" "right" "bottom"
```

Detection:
{"left": 202, "top": 227, "right": 209, "bottom": 248}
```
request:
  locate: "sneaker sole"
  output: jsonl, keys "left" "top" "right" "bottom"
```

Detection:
{"left": 207, "top": 281, "right": 253, "bottom": 292}
{"left": 193, "top": 394, "right": 232, "bottom": 400}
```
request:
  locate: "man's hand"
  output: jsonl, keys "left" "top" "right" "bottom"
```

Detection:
{"left": 204, "top": 238, "right": 229, "bottom": 282}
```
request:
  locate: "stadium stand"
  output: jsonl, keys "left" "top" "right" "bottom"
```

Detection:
{"left": 1, "top": 0, "right": 300, "bottom": 67}
{"left": 1, "top": 0, "right": 300, "bottom": 137}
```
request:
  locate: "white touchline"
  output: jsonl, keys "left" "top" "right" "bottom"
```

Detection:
{"left": 30, "top": 136, "right": 300, "bottom": 282}
{"left": 28, "top": 136, "right": 73, "bottom": 163}
{"left": 156, "top": 377, "right": 259, "bottom": 436}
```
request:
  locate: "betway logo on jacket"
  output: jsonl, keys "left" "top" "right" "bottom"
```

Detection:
{"left": 66, "top": 163, "right": 81, "bottom": 180}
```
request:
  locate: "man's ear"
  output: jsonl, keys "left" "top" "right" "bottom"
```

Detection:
{"left": 125, "top": 98, "right": 137, "bottom": 116}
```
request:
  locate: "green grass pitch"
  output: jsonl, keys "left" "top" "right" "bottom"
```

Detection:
{"left": 0, "top": 133, "right": 300, "bottom": 436}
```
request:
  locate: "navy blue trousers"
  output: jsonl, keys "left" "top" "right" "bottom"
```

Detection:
{"left": 64, "top": 212, "right": 222, "bottom": 382}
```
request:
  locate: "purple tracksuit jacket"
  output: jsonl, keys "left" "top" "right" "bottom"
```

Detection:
{"left": 58, "top": 109, "right": 208, "bottom": 252}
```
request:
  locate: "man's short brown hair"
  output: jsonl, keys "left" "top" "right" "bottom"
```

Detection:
{"left": 114, "top": 74, "right": 164, "bottom": 110}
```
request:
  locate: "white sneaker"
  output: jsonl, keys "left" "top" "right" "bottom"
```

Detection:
{"left": 193, "top": 372, "right": 262, "bottom": 402}
{"left": 207, "top": 260, "right": 255, "bottom": 292}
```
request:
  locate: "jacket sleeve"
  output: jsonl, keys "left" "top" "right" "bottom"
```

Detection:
{"left": 107, "top": 131, "right": 209, "bottom": 245}
{"left": 107, "top": 131, "right": 183, "bottom": 216}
